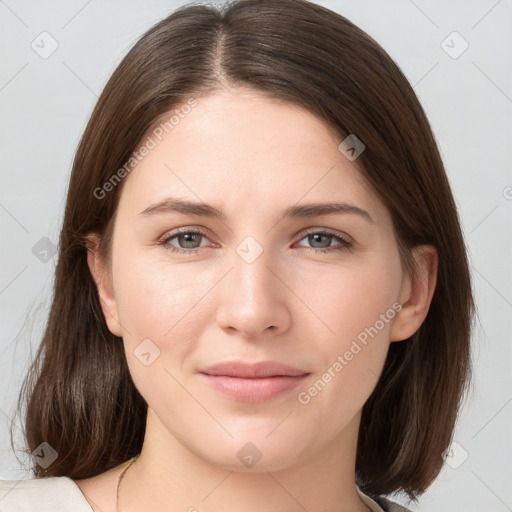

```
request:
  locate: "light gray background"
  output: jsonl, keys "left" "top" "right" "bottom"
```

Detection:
{"left": 1, "top": 1, "right": 511, "bottom": 511}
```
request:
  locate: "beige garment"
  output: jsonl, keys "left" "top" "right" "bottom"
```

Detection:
{"left": 0, "top": 477, "right": 412, "bottom": 511}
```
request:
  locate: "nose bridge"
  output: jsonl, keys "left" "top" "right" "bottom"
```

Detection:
{"left": 234, "top": 237, "right": 272, "bottom": 297}
{"left": 215, "top": 234, "right": 290, "bottom": 337}
{"left": 231, "top": 234, "right": 277, "bottom": 308}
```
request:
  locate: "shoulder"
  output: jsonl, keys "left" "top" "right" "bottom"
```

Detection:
{"left": 374, "top": 495, "right": 415, "bottom": 512}
{"left": 358, "top": 487, "right": 414, "bottom": 512}
{"left": 0, "top": 477, "right": 93, "bottom": 511}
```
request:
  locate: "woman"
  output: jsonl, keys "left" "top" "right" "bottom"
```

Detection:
{"left": 1, "top": 0, "right": 473, "bottom": 511}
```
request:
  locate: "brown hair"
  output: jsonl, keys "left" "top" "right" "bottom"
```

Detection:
{"left": 12, "top": 0, "right": 473, "bottom": 501}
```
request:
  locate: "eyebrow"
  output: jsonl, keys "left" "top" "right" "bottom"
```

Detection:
{"left": 138, "top": 198, "right": 374, "bottom": 224}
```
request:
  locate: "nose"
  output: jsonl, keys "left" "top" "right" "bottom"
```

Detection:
{"left": 215, "top": 244, "right": 292, "bottom": 339}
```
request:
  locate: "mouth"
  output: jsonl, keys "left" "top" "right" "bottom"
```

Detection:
{"left": 200, "top": 374, "right": 309, "bottom": 402}
{"left": 198, "top": 360, "right": 310, "bottom": 402}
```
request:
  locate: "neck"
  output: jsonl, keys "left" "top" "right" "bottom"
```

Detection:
{"left": 118, "top": 408, "right": 369, "bottom": 512}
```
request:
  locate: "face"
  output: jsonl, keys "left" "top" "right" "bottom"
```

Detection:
{"left": 94, "top": 89, "right": 410, "bottom": 472}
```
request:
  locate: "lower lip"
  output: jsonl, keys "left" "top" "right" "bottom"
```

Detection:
{"left": 200, "top": 374, "right": 309, "bottom": 402}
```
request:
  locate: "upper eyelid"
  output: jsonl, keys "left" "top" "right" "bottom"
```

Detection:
{"left": 298, "top": 227, "right": 351, "bottom": 241}
{"left": 161, "top": 226, "right": 211, "bottom": 240}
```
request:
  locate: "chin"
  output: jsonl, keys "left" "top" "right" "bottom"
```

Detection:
{"left": 210, "top": 452, "right": 298, "bottom": 474}
{"left": 195, "top": 433, "right": 307, "bottom": 474}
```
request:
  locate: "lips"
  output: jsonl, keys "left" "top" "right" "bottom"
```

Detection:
{"left": 199, "top": 360, "right": 310, "bottom": 402}
{"left": 199, "top": 360, "right": 308, "bottom": 378}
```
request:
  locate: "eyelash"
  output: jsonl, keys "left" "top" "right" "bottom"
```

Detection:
{"left": 158, "top": 227, "right": 352, "bottom": 255}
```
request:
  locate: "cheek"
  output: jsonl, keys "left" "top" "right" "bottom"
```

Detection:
{"left": 112, "top": 247, "right": 213, "bottom": 340}
{"left": 110, "top": 248, "right": 212, "bottom": 405}
{"left": 293, "top": 255, "right": 401, "bottom": 346}
{"left": 292, "top": 257, "right": 401, "bottom": 410}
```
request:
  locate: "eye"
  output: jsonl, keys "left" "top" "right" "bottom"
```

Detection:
{"left": 159, "top": 228, "right": 212, "bottom": 255}
{"left": 158, "top": 227, "right": 352, "bottom": 255}
{"left": 294, "top": 229, "right": 352, "bottom": 253}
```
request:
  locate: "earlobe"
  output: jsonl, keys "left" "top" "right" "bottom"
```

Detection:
{"left": 390, "top": 245, "right": 438, "bottom": 342}
{"left": 85, "top": 235, "right": 123, "bottom": 337}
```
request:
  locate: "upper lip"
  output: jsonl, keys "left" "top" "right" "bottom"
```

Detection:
{"left": 199, "top": 360, "right": 309, "bottom": 378}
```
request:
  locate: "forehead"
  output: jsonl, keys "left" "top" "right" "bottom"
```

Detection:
{"left": 118, "top": 90, "right": 383, "bottom": 219}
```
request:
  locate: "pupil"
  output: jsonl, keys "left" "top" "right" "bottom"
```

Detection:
{"left": 181, "top": 233, "right": 199, "bottom": 248}
{"left": 310, "top": 234, "right": 330, "bottom": 248}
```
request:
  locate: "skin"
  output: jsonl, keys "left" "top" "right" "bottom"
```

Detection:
{"left": 78, "top": 88, "right": 437, "bottom": 512}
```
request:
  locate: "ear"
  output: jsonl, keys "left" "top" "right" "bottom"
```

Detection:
{"left": 85, "top": 234, "right": 123, "bottom": 337}
{"left": 390, "top": 245, "right": 438, "bottom": 342}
